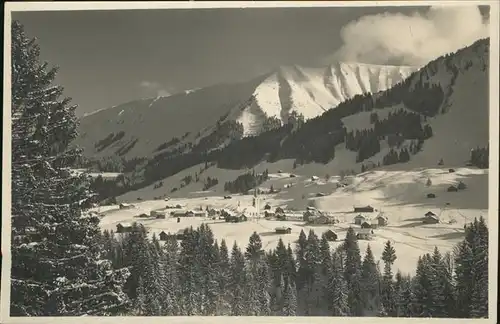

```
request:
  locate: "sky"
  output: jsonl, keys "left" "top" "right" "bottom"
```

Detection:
{"left": 13, "top": 5, "right": 490, "bottom": 117}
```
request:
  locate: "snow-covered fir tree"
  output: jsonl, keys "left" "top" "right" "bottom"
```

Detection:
{"left": 10, "top": 20, "right": 129, "bottom": 316}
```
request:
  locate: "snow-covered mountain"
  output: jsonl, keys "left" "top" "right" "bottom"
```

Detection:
{"left": 75, "top": 62, "right": 417, "bottom": 159}
{"left": 232, "top": 63, "right": 416, "bottom": 136}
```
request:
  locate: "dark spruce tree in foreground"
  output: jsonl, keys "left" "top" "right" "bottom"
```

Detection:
{"left": 10, "top": 20, "right": 130, "bottom": 316}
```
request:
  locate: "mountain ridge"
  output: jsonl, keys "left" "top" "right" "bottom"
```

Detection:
{"left": 75, "top": 61, "right": 417, "bottom": 158}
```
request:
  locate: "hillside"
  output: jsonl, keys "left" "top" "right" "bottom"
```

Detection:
{"left": 75, "top": 62, "right": 416, "bottom": 159}
{"left": 81, "top": 38, "right": 489, "bottom": 205}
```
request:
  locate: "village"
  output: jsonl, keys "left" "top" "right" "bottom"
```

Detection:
{"left": 102, "top": 199, "right": 449, "bottom": 249}
{"left": 90, "top": 165, "right": 487, "bottom": 276}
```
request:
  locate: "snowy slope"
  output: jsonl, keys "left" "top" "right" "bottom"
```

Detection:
{"left": 75, "top": 62, "right": 417, "bottom": 158}
{"left": 103, "top": 164, "right": 488, "bottom": 276}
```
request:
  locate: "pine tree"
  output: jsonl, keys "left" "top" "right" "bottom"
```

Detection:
{"left": 295, "top": 230, "right": 309, "bottom": 295}
{"left": 286, "top": 244, "right": 297, "bottom": 284}
{"left": 470, "top": 217, "right": 489, "bottom": 318}
{"left": 303, "top": 230, "right": 323, "bottom": 315}
{"left": 142, "top": 239, "right": 165, "bottom": 316}
{"left": 162, "top": 236, "right": 180, "bottom": 315}
{"left": 244, "top": 232, "right": 270, "bottom": 315}
{"left": 328, "top": 252, "right": 349, "bottom": 316}
{"left": 381, "top": 240, "right": 397, "bottom": 316}
{"left": 399, "top": 275, "right": 416, "bottom": 317}
{"left": 455, "top": 217, "right": 489, "bottom": 318}
{"left": 133, "top": 277, "right": 147, "bottom": 315}
{"left": 121, "top": 223, "right": 149, "bottom": 299}
{"left": 177, "top": 227, "right": 202, "bottom": 315}
{"left": 361, "top": 245, "right": 382, "bottom": 316}
{"left": 342, "top": 227, "right": 363, "bottom": 316}
{"left": 10, "top": 20, "right": 129, "bottom": 316}
{"left": 229, "top": 242, "right": 247, "bottom": 315}
{"left": 281, "top": 276, "right": 298, "bottom": 316}
{"left": 196, "top": 224, "right": 219, "bottom": 315}
{"left": 413, "top": 254, "right": 437, "bottom": 317}
{"left": 216, "top": 239, "right": 231, "bottom": 315}
{"left": 440, "top": 252, "right": 457, "bottom": 317}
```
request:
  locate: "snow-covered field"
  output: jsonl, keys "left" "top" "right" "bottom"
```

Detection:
{"left": 96, "top": 166, "right": 489, "bottom": 276}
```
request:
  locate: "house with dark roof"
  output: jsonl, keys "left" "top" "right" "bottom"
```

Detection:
{"left": 354, "top": 214, "right": 366, "bottom": 225}
{"left": 361, "top": 221, "right": 372, "bottom": 229}
{"left": 423, "top": 213, "right": 440, "bottom": 224}
{"left": 354, "top": 205, "right": 374, "bottom": 213}
{"left": 356, "top": 228, "right": 374, "bottom": 240}
{"left": 324, "top": 230, "right": 338, "bottom": 241}
{"left": 159, "top": 231, "right": 169, "bottom": 241}
{"left": 275, "top": 227, "right": 292, "bottom": 234}
{"left": 116, "top": 222, "right": 133, "bottom": 233}
{"left": 375, "top": 213, "right": 389, "bottom": 226}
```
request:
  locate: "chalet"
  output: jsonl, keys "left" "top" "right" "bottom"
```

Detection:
{"left": 427, "top": 193, "right": 436, "bottom": 199}
{"left": 311, "top": 176, "right": 319, "bottom": 181}
{"left": 309, "top": 215, "right": 333, "bottom": 225}
{"left": 185, "top": 210, "right": 195, "bottom": 217}
{"left": 171, "top": 210, "right": 188, "bottom": 217}
{"left": 449, "top": 168, "right": 455, "bottom": 173}
{"left": 137, "top": 213, "right": 149, "bottom": 218}
{"left": 156, "top": 213, "right": 167, "bottom": 219}
{"left": 375, "top": 214, "right": 389, "bottom": 227}
{"left": 356, "top": 228, "right": 374, "bottom": 240}
{"left": 423, "top": 213, "right": 440, "bottom": 224}
{"left": 306, "top": 206, "right": 318, "bottom": 212}
{"left": 159, "top": 231, "right": 169, "bottom": 241}
{"left": 324, "top": 230, "right": 338, "bottom": 241}
{"left": 193, "top": 210, "right": 207, "bottom": 217}
{"left": 275, "top": 213, "right": 286, "bottom": 221}
{"left": 275, "top": 207, "right": 285, "bottom": 214}
{"left": 275, "top": 227, "right": 292, "bottom": 234}
{"left": 303, "top": 210, "right": 317, "bottom": 222}
{"left": 289, "top": 174, "right": 296, "bottom": 178}
{"left": 226, "top": 214, "right": 248, "bottom": 223}
{"left": 264, "top": 210, "right": 275, "bottom": 218}
{"left": 116, "top": 223, "right": 133, "bottom": 233}
{"left": 220, "top": 209, "right": 235, "bottom": 218}
{"left": 360, "top": 221, "right": 372, "bottom": 229}
{"left": 354, "top": 205, "right": 374, "bottom": 213}
{"left": 151, "top": 209, "right": 168, "bottom": 219}
{"left": 354, "top": 214, "right": 366, "bottom": 225}
{"left": 447, "top": 186, "right": 458, "bottom": 192}
{"left": 283, "top": 212, "right": 303, "bottom": 221}
{"left": 224, "top": 196, "right": 232, "bottom": 199}
{"left": 119, "top": 203, "right": 134, "bottom": 210}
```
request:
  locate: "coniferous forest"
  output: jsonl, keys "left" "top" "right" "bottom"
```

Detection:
{"left": 8, "top": 20, "right": 490, "bottom": 318}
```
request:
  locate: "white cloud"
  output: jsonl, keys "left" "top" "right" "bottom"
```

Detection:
{"left": 139, "top": 80, "right": 171, "bottom": 97}
{"left": 329, "top": 5, "right": 489, "bottom": 66}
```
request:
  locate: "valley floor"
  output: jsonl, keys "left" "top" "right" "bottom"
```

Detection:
{"left": 95, "top": 166, "right": 489, "bottom": 276}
